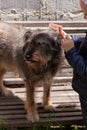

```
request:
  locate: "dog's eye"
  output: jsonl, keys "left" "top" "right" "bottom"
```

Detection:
{"left": 37, "top": 42, "right": 44, "bottom": 48}
{"left": 38, "top": 42, "right": 42, "bottom": 46}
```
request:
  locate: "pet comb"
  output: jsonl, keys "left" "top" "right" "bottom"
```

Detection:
{"left": 49, "top": 23, "right": 66, "bottom": 37}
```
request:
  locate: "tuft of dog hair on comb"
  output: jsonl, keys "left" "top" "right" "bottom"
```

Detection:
{"left": 49, "top": 23, "right": 67, "bottom": 37}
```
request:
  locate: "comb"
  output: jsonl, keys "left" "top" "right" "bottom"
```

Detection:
{"left": 49, "top": 23, "right": 66, "bottom": 37}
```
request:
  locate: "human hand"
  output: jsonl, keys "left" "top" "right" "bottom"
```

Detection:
{"left": 61, "top": 35, "right": 74, "bottom": 52}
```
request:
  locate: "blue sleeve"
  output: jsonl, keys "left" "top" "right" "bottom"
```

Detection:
{"left": 65, "top": 47, "right": 87, "bottom": 77}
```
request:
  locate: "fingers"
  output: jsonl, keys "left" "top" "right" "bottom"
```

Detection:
{"left": 60, "top": 34, "right": 74, "bottom": 52}
{"left": 63, "top": 34, "right": 71, "bottom": 39}
{"left": 61, "top": 36, "right": 68, "bottom": 44}
{"left": 61, "top": 35, "right": 71, "bottom": 44}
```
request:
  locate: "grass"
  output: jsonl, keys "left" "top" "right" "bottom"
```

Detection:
{"left": 0, "top": 118, "right": 6, "bottom": 130}
{"left": 0, "top": 118, "right": 86, "bottom": 130}
{"left": 0, "top": 127, "right": 6, "bottom": 130}
{"left": 17, "top": 125, "right": 86, "bottom": 130}
{"left": 0, "top": 126, "right": 86, "bottom": 130}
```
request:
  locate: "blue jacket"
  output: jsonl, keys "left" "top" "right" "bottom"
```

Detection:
{"left": 65, "top": 33, "right": 87, "bottom": 97}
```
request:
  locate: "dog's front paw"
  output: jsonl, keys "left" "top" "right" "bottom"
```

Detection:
{"left": 44, "top": 104, "right": 56, "bottom": 111}
{"left": 1, "top": 88, "right": 14, "bottom": 96}
{"left": 5, "top": 89, "right": 14, "bottom": 96}
{"left": 27, "top": 112, "right": 39, "bottom": 122}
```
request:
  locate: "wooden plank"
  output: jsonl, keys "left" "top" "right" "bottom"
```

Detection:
{"left": 4, "top": 78, "right": 24, "bottom": 85}
{"left": 0, "top": 111, "right": 82, "bottom": 120}
{"left": 6, "top": 21, "right": 87, "bottom": 27}
{"left": 0, "top": 116, "right": 83, "bottom": 127}
{"left": 0, "top": 83, "right": 82, "bottom": 128}
{"left": 24, "top": 26, "right": 87, "bottom": 34}
{"left": 3, "top": 76, "right": 72, "bottom": 85}
{"left": 5, "top": 21, "right": 87, "bottom": 35}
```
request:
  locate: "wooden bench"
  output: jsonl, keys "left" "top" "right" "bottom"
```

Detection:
{"left": 0, "top": 21, "right": 87, "bottom": 129}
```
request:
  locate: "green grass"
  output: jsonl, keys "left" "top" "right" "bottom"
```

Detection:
{"left": 0, "top": 118, "right": 6, "bottom": 130}
{"left": 17, "top": 125, "right": 86, "bottom": 130}
{"left": 0, "top": 124, "right": 86, "bottom": 130}
{"left": 0, "top": 127, "right": 6, "bottom": 130}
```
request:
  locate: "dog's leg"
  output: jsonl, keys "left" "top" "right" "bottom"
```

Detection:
{"left": 25, "top": 81, "right": 39, "bottom": 122}
{"left": 0, "top": 81, "right": 13, "bottom": 96}
{"left": 43, "top": 81, "right": 55, "bottom": 111}
{"left": 0, "top": 69, "right": 13, "bottom": 96}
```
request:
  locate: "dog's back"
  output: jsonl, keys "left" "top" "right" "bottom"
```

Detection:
{"left": 0, "top": 22, "right": 24, "bottom": 38}
{"left": 0, "top": 22, "right": 25, "bottom": 71}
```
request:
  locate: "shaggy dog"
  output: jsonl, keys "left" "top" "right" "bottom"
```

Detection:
{"left": 0, "top": 22, "right": 62, "bottom": 122}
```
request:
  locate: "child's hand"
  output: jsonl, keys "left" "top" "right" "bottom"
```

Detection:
{"left": 61, "top": 35, "right": 74, "bottom": 52}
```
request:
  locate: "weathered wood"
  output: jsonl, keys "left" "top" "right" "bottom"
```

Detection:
{"left": 6, "top": 21, "right": 87, "bottom": 35}
{"left": 3, "top": 76, "right": 72, "bottom": 86}
{"left": 24, "top": 26, "right": 87, "bottom": 34}
{"left": 0, "top": 85, "right": 83, "bottom": 128}
{"left": 7, "top": 21, "right": 87, "bottom": 27}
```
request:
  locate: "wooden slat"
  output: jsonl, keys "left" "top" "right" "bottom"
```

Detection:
{"left": 3, "top": 76, "right": 72, "bottom": 86}
{"left": 0, "top": 84, "right": 83, "bottom": 128}
{"left": 7, "top": 21, "right": 87, "bottom": 27}
{"left": 6, "top": 21, "right": 87, "bottom": 35}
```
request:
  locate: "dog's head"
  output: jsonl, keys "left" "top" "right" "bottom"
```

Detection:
{"left": 23, "top": 30, "right": 62, "bottom": 69}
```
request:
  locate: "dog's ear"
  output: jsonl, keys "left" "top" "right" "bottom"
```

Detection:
{"left": 23, "top": 30, "right": 32, "bottom": 52}
{"left": 57, "top": 34, "right": 63, "bottom": 45}
{"left": 23, "top": 30, "right": 32, "bottom": 42}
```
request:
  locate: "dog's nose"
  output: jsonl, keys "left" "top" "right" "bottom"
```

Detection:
{"left": 25, "top": 54, "right": 31, "bottom": 60}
